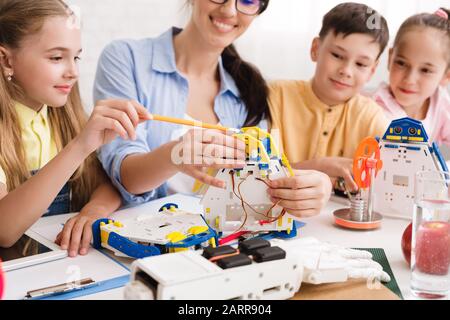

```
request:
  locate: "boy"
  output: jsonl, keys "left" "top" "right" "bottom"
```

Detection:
{"left": 269, "top": 2, "right": 390, "bottom": 191}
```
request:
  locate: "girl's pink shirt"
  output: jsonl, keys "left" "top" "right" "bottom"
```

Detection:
{"left": 373, "top": 83, "right": 450, "bottom": 147}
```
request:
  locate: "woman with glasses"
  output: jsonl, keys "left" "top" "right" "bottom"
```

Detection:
{"left": 93, "top": 0, "right": 332, "bottom": 218}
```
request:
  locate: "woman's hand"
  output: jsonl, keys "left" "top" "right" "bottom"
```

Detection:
{"left": 75, "top": 99, "right": 151, "bottom": 155}
{"left": 55, "top": 210, "right": 108, "bottom": 257}
{"left": 267, "top": 170, "right": 332, "bottom": 218}
{"left": 173, "top": 129, "right": 246, "bottom": 188}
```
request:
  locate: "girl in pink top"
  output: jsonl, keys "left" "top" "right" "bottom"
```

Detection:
{"left": 373, "top": 8, "right": 450, "bottom": 146}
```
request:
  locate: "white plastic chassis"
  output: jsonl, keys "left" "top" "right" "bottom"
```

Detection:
{"left": 124, "top": 250, "right": 302, "bottom": 300}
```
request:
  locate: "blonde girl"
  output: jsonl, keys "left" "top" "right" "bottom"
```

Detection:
{"left": 0, "top": 0, "right": 150, "bottom": 256}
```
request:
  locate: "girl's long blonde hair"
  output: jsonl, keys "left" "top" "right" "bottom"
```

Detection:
{"left": 0, "top": 0, "right": 104, "bottom": 211}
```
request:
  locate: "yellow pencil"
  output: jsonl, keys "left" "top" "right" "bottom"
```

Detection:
{"left": 144, "top": 114, "right": 236, "bottom": 133}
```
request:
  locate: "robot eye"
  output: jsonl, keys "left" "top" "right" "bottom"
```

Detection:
{"left": 408, "top": 127, "right": 417, "bottom": 135}
{"left": 394, "top": 127, "right": 403, "bottom": 134}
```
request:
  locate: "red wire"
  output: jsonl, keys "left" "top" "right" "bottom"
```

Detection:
{"left": 225, "top": 171, "right": 286, "bottom": 240}
{"left": 218, "top": 232, "right": 249, "bottom": 246}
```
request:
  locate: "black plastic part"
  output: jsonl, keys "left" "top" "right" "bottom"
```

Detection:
{"left": 252, "top": 246, "right": 286, "bottom": 263}
{"left": 202, "top": 245, "right": 237, "bottom": 259}
{"left": 238, "top": 238, "right": 271, "bottom": 255}
{"left": 216, "top": 254, "right": 252, "bottom": 269}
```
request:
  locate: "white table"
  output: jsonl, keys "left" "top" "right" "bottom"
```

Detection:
{"left": 20, "top": 194, "right": 418, "bottom": 300}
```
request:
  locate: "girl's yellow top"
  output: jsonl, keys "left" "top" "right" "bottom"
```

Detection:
{"left": 0, "top": 102, "right": 58, "bottom": 186}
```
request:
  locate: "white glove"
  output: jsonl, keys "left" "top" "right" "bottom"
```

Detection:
{"left": 270, "top": 238, "right": 391, "bottom": 285}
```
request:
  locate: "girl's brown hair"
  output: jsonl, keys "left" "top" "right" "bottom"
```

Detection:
{"left": 0, "top": 0, "right": 104, "bottom": 211}
{"left": 393, "top": 8, "right": 450, "bottom": 67}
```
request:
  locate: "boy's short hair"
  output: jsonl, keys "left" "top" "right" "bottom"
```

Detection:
{"left": 318, "top": 2, "right": 390, "bottom": 59}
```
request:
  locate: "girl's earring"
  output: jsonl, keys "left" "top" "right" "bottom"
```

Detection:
{"left": 7, "top": 73, "right": 12, "bottom": 81}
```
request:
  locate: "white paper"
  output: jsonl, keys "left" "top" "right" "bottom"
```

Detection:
{"left": 3, "top": 249, "right": 129, "bottom": 300}
{"left": 3, "top": 194, "right": 202, "bottom": 300}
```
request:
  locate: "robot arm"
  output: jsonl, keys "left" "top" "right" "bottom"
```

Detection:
{"left": 270, "top": 238, "right": 391, "bottom": 285}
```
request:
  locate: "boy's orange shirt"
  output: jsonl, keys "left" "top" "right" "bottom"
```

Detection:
{"left": 268, "top": 80, "right": 389, "bottom": 164}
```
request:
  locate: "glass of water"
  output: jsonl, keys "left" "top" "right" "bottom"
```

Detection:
{"left": 411, "top": 171, "right": 450, "bottom": 299}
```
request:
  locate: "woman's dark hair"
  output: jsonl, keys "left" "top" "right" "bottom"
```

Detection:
{"left": 393, "top": 8, "right": 450, "bottom": 67}
{"left": 258, "top": 0, "right": 269, "bottom": 14}
{"left": 222, "top": 0, "right": 270, "bottom": 127}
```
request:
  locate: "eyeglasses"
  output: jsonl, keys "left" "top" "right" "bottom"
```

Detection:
{"left": 209, "top": 0, "right": 268, "bottom": 16}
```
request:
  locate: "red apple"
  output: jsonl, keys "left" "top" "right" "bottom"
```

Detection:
{"left": 415, "top": 221, "right": 450, "bottom": 275}
{"left": 401, "top": 223, "right": 412, "bottom": 266}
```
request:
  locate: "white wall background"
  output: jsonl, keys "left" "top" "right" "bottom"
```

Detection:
{"left": 67, "top": 0, "right": 450, "bottom": 111}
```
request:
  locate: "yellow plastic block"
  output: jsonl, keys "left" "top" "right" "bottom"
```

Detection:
{"left": 206, "top": 208, "right": 211, "bottom": 214}
{"left": 235, "top": 133, "right": 270, "bottom": 163}
{"left": 386, "top": 135, "right": 402, "bottom": 141}
{"left": 215, "top": 217, "right": 220, "bottom": 229}
{"left": 169, "top": 206, "right": 176, "bottom": 212}
{"left": 209, "top": 238, "right": 217, "bottom": 248}
{"left": 100, "top": 230, "right": 109, "bottom": 244}
{"left": 113, "top": 221, "right": 123, "bottom": 228}
{"left": 166, "top": 232, "right": 186, "bottom": 243}
{"left": 277, "top": 217, "right": 283, "bottom": 227}
{"left": 188, "top": 226, "right": 209, "bottom": 235}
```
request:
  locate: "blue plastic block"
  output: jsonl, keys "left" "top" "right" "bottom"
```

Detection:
{"left": 92, "top": 218, "right": 111, "bottom": 250}
{"left": 107, "top": 232, "right": 160, "bottom": 258}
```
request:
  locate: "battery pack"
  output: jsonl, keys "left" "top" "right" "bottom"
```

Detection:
{"left": 202, "top": 245, "right": 237, "bottom": 259}
{"left": 216, "top": 254, "right": 252, "bottom": 269}
{"left": 252, "top": 246, "right": 286, "bottom": 263}
{"left": 238, "top": 238, "right": 271, "bottom": 255}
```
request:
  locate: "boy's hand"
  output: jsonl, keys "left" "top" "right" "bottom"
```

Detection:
{"left": 318, "top": 157, "right": 358, "bottom": 192}
{"left": 55, "top": 211, "right": 108, "bottom": 257}
{"left": 267, "top": 170, "right": 332, "bottom": 218}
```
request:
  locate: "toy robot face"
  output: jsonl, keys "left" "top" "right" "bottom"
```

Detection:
{"left": 383, "top": 117, "right": 428, "bottom": 143}
{"left": 374, "top": 117, "right": 448, "bottom": 219}
{"left": 392, "top": 125, "right": 420, "bottom": 137}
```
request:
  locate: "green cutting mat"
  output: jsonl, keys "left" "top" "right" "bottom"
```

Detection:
{"left": 353, "top": 248, "right": 404, "bottom": 300}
